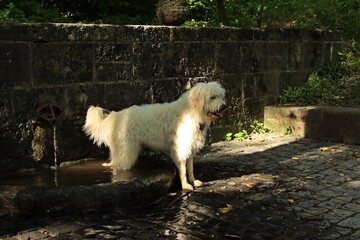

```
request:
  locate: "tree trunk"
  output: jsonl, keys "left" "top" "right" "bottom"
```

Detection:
{"left": 215, "top": 0, "right": 229, "bottom": 25}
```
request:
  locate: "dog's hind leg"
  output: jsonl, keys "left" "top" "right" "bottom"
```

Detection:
{"left": 186, "top": 157, "right": 203, "bottom": 188}
{"left": 106, "top": 141, "right": 140, "bottom": 170}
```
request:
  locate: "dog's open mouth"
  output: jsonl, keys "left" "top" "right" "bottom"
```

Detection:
{"left": 211, "top": 110, "right": 224, "bottom": 117}
{"left": 210, "top": 105, "right": 227, "bottom": 118}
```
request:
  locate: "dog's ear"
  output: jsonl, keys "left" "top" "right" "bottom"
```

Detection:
{"left": 188, "top": 83, "right": 206, "bottom": 110}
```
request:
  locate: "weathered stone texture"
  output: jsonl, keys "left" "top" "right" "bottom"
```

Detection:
{"left": 264, "top": 106, "right": 360, "bottom": 144}
{"left": 0, "top": 23, "right": 345, "bottom": 170}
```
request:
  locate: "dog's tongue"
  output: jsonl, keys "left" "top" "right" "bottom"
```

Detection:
{"left": 214, "top": 109, "right": 224, "bottom": 117}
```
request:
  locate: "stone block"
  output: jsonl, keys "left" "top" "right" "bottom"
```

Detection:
{"left": 264, "top": 106, "right": 360, "bottom": 144}
{"left": 242, "top": 74, "right": 256, "bottom": 99}
{"left": 278, "top": 70, "right": 311, "bottom": 93}
{"left": 95, "top": 43, "right": 133, "bottom": 62}
{"left": 94, "top": 25, "right": 171, "bottom": 42}
{"left": 261, "top": 72, "right": 281, "bottom": 95}
{"left": 170, "top": 27, "right": 231, "bottom": 42}
{"left": 56, "top": 120, "right": 107, "bottom": 162}
{"left": 228, "top": 28, "right": 255, "bottom": 41}
{"left": 303, "top": 42, "right": 325, "bottom": 69}
{"left": 146, "top": 79, "right": 176, "bottom": 103}
{"left": 133, "top": 43, "right": 163, "bottom": 79}
{"left": 32, "top": 43, "right": 93, "bottom": 85}
{"left": 95, "top": 63, "right": 133, "bottom": 82}
{"left": 288, "top": 42, "right": 305, "bottom": 71}
{"left": 263, "top": 55, "right": 288, "bottom": 72}
{"left": 163, "top": 42, "right": 216, "bottom": 78}
{"left": 263, "top": 42, "right": 289, "bottom": 57}
{"left": 103, "top": 82, "right": 149, "bottom": 110}
{"left": 240, "top": 42, "right": 263, "bottom": 73}
{"left": 0, "top": 43, "right": 32, "bottom": 88}
{"left": 215, "top": 42, "right": 241, "bottom": 74}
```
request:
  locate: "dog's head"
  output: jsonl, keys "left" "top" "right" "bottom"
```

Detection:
{"left": 187, "top": 82, "right": 227, "bottom": 122}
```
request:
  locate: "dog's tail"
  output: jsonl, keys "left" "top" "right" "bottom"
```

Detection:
{"left": 83, "top": 106, "right": 109, "bottom": 146}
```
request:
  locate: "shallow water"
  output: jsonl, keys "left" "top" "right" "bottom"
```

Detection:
{"left": 0, "top": 158, "right": 173, "bottom": 187}
{"left": 0, "top": 160, "right": 111, "bottom": 187}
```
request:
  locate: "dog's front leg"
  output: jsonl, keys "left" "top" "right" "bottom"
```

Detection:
{"left": 174, "top": 160, "right": 194, "bottom": 191}
{"left": 186, "top": 157, "right": 203, "bottom": 188}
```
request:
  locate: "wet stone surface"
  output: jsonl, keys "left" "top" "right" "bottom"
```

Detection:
{"left": 1, "top": 133, "right": 360, "bottom": 239}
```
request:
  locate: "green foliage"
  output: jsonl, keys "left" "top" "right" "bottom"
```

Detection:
{"left": 338, "top": 41, "right": 360, "bottom": 75}
{"left": 0, "top": 0, "right": 74, "bottom": 23}
{"left": 1, "top": 0, "right": 359, "bottom": 38}
{"left": 250, "top": 120, "right": 271, "bottom": 134}
{"left": 282, "top": 125, "right": 292, "bottom": 136}
{"left": 185, "top": 0, "right": 360, "bottom": 38}
{"left": 225, "top": 129, "right": 249, "bottom": 142}
{"left": 224, "top": 132, "right": 234, "bottom": 141}
{"left": 280, "top": 42, "right": 360, "bottom": 106}
{"left": 0, "top": 2, "right": 27, "bottom": 22}
{"left": 0, "top": 0, "right": 157, "bottom": 24}
{"left": 225, "top": 121, "right": 270, "bottom": 141}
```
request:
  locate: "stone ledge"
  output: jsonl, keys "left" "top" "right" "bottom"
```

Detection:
{"left": 264, "top": 105, "right": 360, "bottom": 144}
{"left": 16, "top": 173, "right": 175, "bottom": 214}
{"left": 1, "top": 160, "right": 176, "bottom": 214}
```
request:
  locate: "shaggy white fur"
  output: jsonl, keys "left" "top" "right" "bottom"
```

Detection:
{"left": 83, "top": 82, "right": 226, "bottom": 191}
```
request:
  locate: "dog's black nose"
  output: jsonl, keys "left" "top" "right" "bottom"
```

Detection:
{"left": 220, "top": 104, "right": 227, "bottom": 110}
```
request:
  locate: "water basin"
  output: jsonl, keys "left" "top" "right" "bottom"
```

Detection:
{"left": 0, "top": 158, "right": 176, "bottom": 214}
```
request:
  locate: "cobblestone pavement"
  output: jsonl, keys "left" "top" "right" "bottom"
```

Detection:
{"left": 1, "top": 133, "right": 360, "bottom": 240}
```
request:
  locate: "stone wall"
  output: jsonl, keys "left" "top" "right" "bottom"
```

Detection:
{"left": 0, "top": 23, "right": 344, "bottom": 170}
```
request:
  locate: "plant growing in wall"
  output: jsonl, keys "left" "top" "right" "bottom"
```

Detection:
{"left": 280, "top": 42, "right": 360, "bottom": 107}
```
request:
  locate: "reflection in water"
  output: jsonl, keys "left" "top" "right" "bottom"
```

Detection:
{"left": 0, "top": 160, "right": 112, "bottom": 187}
{"left": 54, "top": 167, "right": 58, "bottom": 187}
{"left": 0, "top": 158, "right": 174, "bottom": 187}
{"left": 173, "top": 195, "right": 190, "bottom": 240}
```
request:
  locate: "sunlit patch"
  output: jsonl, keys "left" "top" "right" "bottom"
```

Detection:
{"left": 198, "top": 173, "right": 278, "bottom": 194}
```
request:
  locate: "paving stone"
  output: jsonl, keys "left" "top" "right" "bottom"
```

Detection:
{"left": 333, "top": 196, "right": 353, "bottom": 204}
{"left": 295, "top": 200, "right": 318, "bottom": 208}
{"left": 338, "top": 217, "right": 360, "bottom": 229}
{"left": 46, "top": 223, "right": 82, "bottom": 236}
{"left": 352, "top": 229, "right": 360, "bottom": 236}
{"left": 322, "top": 174, "right": 348, "bottom": 184}
{"left": 318, "top": 189, "right": 343, "bottom": 198}
{"left": 324, "top": 209, "right": 354, "bottom": 224}
{"left": 342, "top": 203, "right": 360, "bottom": 213}
{"left": 303, "top": 207, "right": 328, "bottom": 216}
{"left": 320, "top": 226, "right": 352, "bottom": 240}
{"left": 317, "top": 200, "right": 343, "bottom": 210}
{"left": 16, "top": 230, "right": 48, "bottom": 240}
{"left": 346, "top": 181, "right": 360, "bottom": 189}
{"left": 337, "top": 160, "right": 359, "bottom": 168}
{"left": 343, "top": 190, "right": 360, "bottom": 199}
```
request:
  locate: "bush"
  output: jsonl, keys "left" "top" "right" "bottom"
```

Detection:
{"left": 0, "top": 0, "right": 157, "bottom": 24}
{"left": 280, "top": 42, "right": 360, "bottom": 106}
{"left": 185, "top": 0, "right": 360, "bottom": 39}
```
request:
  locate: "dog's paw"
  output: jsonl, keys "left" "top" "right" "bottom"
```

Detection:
{"left": 102, "top": 162, "right": 112, "bottom": 167}
{"left": 193, "top": 180, "right": 203, "bottom": 188}
{"left": 182, "top": 183, "right": 194, "bottom": 192}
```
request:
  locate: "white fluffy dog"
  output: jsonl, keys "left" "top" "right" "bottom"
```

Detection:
{"left": 83, "top": 82, "right": 226, "bottom": 191}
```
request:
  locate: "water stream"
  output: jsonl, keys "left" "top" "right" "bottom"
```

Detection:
{"left": 53, "top": 125, "right": 58, "bottom": 168}
{"left": 52, "top": 125, "right": 58, "bottom": 187}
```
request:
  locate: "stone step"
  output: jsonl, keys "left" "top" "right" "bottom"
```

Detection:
{"left": 264, "top": 105, "right": 360, "bottom": 145}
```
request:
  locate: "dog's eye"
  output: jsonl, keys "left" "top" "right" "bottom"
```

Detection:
{"left": 210, "top": 95, "right": 216, "bottom": 100}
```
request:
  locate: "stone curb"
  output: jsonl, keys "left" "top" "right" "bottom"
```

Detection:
{"left": 1, "top": 166, "right": 176, "bottom": 214}
{"left": 16, "top": 173, "right": 175, "bottom": 214}
{"left": 264, "top": 105, "right": 360, "bottom": 144}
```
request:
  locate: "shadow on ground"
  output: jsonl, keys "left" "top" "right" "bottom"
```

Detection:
{"left": 1, "top": 134, "right": 360, "bottom": 239}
